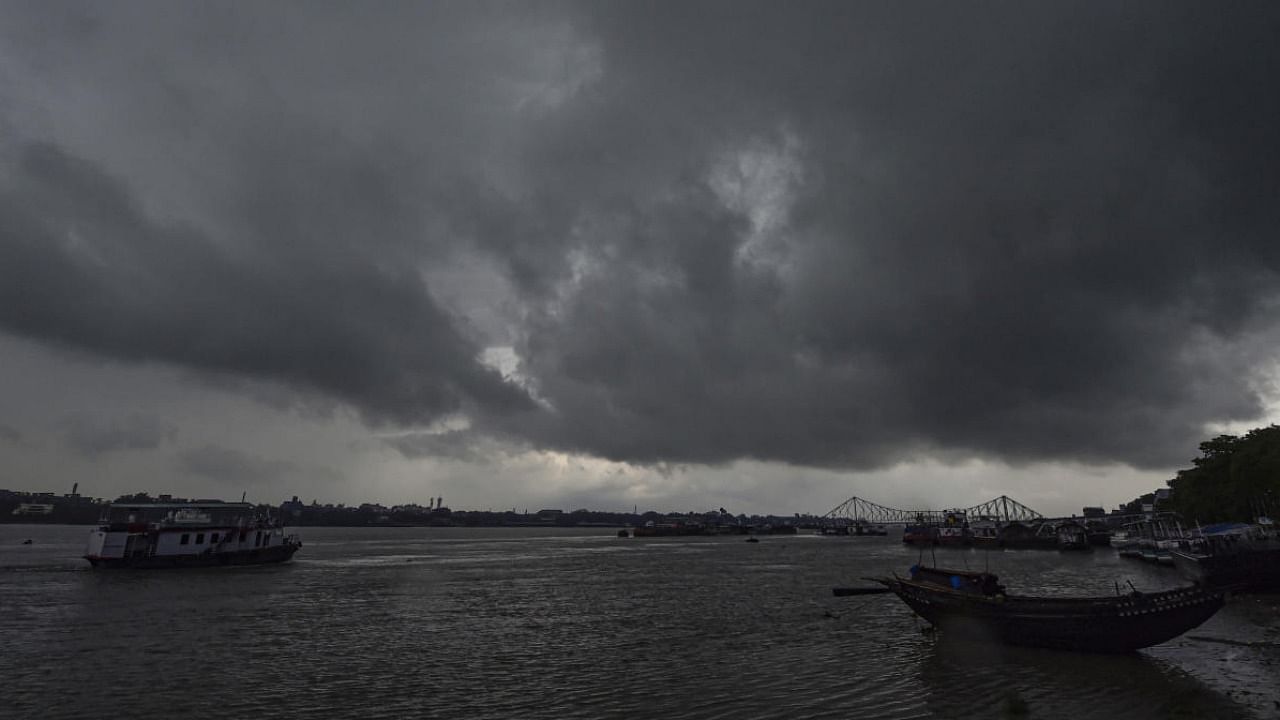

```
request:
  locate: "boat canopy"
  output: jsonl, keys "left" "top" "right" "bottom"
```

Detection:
{"left": 103, "top": 502, "right": 255, "bottom": 526}
{"left": 1199, "top": 522, "right": 1253, "bottom": 536}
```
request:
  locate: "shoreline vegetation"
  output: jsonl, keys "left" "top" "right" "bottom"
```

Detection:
{"left": 1165, "top": 425, "right": 1280, "bottom": 524}
{"left": 1117, "top": 424, "right": 1280, "bottom": 525}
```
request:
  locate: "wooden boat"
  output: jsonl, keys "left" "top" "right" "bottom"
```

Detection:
{"left": 936, "top": 513, "right": 970, "bottom": 546}
{"left": 1172, "top": 521, "right": 1280, "bottom": 592}
{"left": 1110, "top": 529, "right": 1141, "bottom": 558}
{"left": 902, "top": 524, "right": 937, "bottom": 545}
{"left": 869, "top": 565, "right": 1224, "bottom": 653}
{"left": 1085, "top": 520, "right": 1112, "bottom": 547}
{"left": 1055, "top": 521, "right": 1092, "bottom": 552}
{"left": 998, "top": 521, "right": 1040, "bottom": 549}
{"left": 853, "top": 523, "right": 889, "bottom": 536}
{"left": 936, "top": 525, "right": 970, "bottom": 546}
{"left": 969, "top": 520, "right": 1001, "bottom": 548}
{"left": 1129, "top": 516, "right": 1190, "bottom": 565}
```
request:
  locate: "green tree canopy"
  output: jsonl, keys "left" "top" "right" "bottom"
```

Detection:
{"left": 1167, "top": 425, "right": 1280, "bottom": 523}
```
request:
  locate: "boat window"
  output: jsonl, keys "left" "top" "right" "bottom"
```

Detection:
{"left": 255, "top": 531, "right": 262, "bottom": 547}
{"left": 196, "top": 533, "right": 205, "bottom": 544}
{"left": 211, "top": 532, "right": 219, "bottom": 544}
{"left": 240, "top": 531, "right": 247, "bottom": 542}
{"left": 180, "top": 534, "right": 190, "bottom": 545}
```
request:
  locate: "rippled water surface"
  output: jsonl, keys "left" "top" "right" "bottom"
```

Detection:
{"left": 2, "top": 525, "right": 1278, "bottom": 719}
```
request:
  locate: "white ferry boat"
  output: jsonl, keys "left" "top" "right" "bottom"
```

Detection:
{"left": 84, "top": 501, "right": 301, "bottom": 568}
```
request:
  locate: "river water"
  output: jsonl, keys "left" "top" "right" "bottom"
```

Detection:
{"left": 2, "top": 524, "right": 1277, "bottom": 719}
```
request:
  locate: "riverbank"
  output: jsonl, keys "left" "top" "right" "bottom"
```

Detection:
{"left": 1156, "top": 591, "right": 1280, "bottom": 718}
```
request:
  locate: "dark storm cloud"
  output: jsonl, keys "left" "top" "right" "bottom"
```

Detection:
{"left": 0, "top": 142, "right": 533, "bottom": 426}
{"left": 177, "top": 444, "right": 337, "bottom": 488}
{"left": 385, "top": 430, "right": 492, "bottom": 464}
{"left": 2, "top": 2, "right": 1279, "bottom": 472}
{"left": 0, "top": 423, "right": 21, "bottom": 443}
{"left": 477, "top": 2, "right": 1280, "bottom": 469}
{"left": 59, "top": 412, "right": 175, "bottom": 456}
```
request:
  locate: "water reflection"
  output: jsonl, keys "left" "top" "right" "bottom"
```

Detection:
{"left": 916, "top": 634, "right": 1249, "bottom": 719}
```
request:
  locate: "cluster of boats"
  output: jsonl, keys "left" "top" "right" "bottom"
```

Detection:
{"left": 830, "top": 512, "right": 1278, "bottom": 654}
{"left": 819, "top": 524, "right": 888, "bottom": 536}
{"left": 1108, "top": 515, "right": 1280, "bottom": 591}
{"left": 1170, "top": 518, "right": 1280, "bottom": 592}
{"left": 628, "top": 522, "right": 798, "bottom": 537}
{"left": 901, "top": 517, "right": 1109, "bottom": 551}
{"left": 892, "top": 512, "right": 1280, "bottom": 589}
{"left": 1108, "top": 516, "right": 1191, "bottom": 564}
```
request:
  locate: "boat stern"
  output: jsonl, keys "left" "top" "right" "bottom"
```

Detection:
{"left": 83, "top": 528, "right": 127, "bottom": 564}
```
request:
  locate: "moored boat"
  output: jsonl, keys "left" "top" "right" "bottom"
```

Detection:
{"left": 936, "top": 525, "right": 970, "bottom": 546}
{"left": 1172, "top": 520, "right": 1280, "bottom": 591}
{"left": 1110, "top": 529, "right": 1141, "bottom": 558}
{"left": 935, "top": 512, "right": 970, "bottom": 546}
{"left": 1127, "top": 516, "right": 1187, "bottom": 565}
{"left": 1085, "top": 520, "right": 1112, "bottom": 547}
{"left": 902, "top": 524, "right": 937, "bottom": 545}
{"left": 969, "top": 520, "right": 1001, "bottom": 548}
{"left": 998, "top": 521, "right": 1042, "bottom": 549}
{"left": 1056, "top": 521, "right": 1092, "bottom": 552}
{"left": 853, "top": 523, "right": 889, "bottom": 536}
{"left": 632, "top": 522, "right": 699, "bottom": 537}
{"left": 84, "top": 501, "right": 301, "bottom": 568}
{"left": 869, "top": 565, "right": 1224, "bottom": 653}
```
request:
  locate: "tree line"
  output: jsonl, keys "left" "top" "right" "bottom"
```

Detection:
{"left": 1166, "top": 425, "right": 1280, "bottom": 524}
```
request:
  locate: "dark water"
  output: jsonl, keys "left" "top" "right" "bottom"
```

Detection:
{"left": 2, "top": 525, "right": 1278, "bottom": 719}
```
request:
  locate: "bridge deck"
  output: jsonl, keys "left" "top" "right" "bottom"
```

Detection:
{"left": 822, "top": 494, "right": 1044, "bottom": 525}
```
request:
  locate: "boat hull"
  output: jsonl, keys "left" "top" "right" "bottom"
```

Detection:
{"left": 1172, "top": 547, "right": 1280, "bottom": 591}
{"left": 853, "top": 525, "right": 888, "bottom": 536}
{"left": 882, "top": 578, "right": 1223, "bottom": 653}
{"left": 1087, "top": 531, "right": 1112, "bottom": 547}
{"left": 86, "top": 543, "right": 300, "bottom": 569}
{"left": 902, "top": 525, "right": 937, "bottom": 545}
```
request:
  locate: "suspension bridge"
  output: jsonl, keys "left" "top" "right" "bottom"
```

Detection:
{"left": 820, "top": 494, "right": 1044, "bottom": 527}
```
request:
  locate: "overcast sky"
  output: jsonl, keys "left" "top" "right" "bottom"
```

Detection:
{"left": 2, "top": 2, "right": 1278, "bottom": 517}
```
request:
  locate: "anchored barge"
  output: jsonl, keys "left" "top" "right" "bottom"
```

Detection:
{"left": 869, "top": 565, "right": 1224, "bottom": 653}
{"left": 84, "top": 501, "right": 301, "bottom": 568}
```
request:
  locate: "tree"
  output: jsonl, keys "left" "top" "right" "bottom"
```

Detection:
{"left": 1167, "top": 426, "right": 1280, "bottom": 523}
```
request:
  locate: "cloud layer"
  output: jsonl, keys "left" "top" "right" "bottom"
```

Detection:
{"left": 59, "top": 412, "right": 174, "bottom": 457}
{"left": 2, "top": 2, "right": 1279, "bottom": 478}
